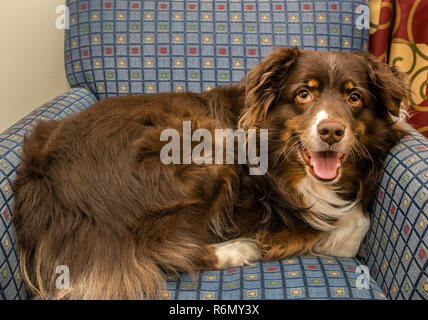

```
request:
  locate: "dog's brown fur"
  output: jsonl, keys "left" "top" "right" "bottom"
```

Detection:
{"left": 12, "top": 48, "right": 408, "bottom": 299}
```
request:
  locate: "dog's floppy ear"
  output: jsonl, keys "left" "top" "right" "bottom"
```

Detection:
{"left": 239, "top": 47, "right": 300, "bottom": 129}
{"left": 363, "top": 52, "right": 408, "bottom": 117}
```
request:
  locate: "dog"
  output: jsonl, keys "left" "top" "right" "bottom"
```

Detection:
{"left": 12, "top": 48, "right": 408, "bottom": 299}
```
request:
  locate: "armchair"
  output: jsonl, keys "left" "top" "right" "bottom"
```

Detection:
{"left": 0, "top": 0, "right": 426, "bottom": 300}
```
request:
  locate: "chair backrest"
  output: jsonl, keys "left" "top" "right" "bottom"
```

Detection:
{"left": 64, "top": 0, "right": 369, "bottom": 100}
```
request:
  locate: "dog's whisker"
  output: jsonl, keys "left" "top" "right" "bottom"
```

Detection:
{"left": 350, "top": 140, "right": 375, "bottom": 174}
{"left": 283, "top": 139, "right": 301, "bottom": 162}
{"left": 271, "top": 135, "right": 298, "bottom": 163}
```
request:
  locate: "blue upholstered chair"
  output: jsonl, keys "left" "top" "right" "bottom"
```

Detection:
{"left": 0, "top": 0, "right": 427, "bottom": 300}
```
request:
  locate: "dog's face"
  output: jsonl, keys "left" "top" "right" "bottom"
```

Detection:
{"left": 240, "top": 48, "right": 407, "bottom": 189}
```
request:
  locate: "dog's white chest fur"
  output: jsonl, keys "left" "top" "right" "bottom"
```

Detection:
{"left": 298, "top": 177, "right": 370, "bottom": 258}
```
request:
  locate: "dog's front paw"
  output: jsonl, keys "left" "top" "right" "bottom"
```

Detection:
{"left": 211, "top": 238, "right": 261, "bottom": 269}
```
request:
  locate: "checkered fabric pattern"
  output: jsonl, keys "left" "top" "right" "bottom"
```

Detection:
{"left": 64, "top": 0, "right": 369, "bottom": 99}
{"left": 1, "top": 0, "right": 425, "bottom": 301}
{"left": 358, "top": 128, "right": 428, "bottom": 300}
{"left": 0, "top": 88, "right": 98, "bottom": 300}
{"left": 165, "top": 256, "right": 387, "bottom": 300}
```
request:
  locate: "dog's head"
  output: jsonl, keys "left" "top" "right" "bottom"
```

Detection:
{"left": 239, "top": 48, "right": 408, "bottom": 193}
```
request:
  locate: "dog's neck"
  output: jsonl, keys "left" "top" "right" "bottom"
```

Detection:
{"left": 296, "top": 177, "right": 370, "bottom": 258}
{"left": 296, "top": 176, "right": 361, "bottom": 231}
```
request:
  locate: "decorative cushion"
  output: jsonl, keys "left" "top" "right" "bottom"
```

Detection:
{"left": 0, "top": 88, "right": 98, "bottom": 300}
{"left": 165, "top": 256, "right": 387, "bottom": 300}
{"left": 64, "top": 0, "right": 370, "bottom": 99}
{"left": 358, "top": 128, "right": 428, "bottom": 300}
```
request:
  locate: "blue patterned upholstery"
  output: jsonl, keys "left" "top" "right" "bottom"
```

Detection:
{"left": 64, "top": 0, "right": 369, "bottom": 99}
{"left": 358, "top": 128, "right": 428, "bottom": 300}
{"left": 166, "top": 256, "right": 386, "bottom": 300}
{"left": 1, "top": 0, "right": 426, "bottom": 300}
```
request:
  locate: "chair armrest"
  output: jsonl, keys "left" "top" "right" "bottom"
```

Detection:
{"left": 0, "top": 87, "right": 98, "bottom": 300}
{"left": 358, "top": 127, "right": 428, "bottom": 300}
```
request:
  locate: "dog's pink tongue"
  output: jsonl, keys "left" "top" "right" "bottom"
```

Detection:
{"left": 310, "top": 151, "right": 340, "bottom": 180}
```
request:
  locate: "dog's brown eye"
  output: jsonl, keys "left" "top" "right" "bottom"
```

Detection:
{"left": 296, "top": 90, "right": 313, "bottom": 103}
{"left": 348, "top": 93, "right": 361, "bottom": 105}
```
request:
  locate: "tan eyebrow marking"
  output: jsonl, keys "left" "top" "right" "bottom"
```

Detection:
{"left": 345, "top": 81, "right": 354, "bottom": 90}
{"left": 308, "top": 79, "right": 319, "bottom": 88}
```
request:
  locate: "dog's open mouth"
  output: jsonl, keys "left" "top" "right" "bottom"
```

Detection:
{"left": 301, "top": 149, "right": 345, "bottom": 182}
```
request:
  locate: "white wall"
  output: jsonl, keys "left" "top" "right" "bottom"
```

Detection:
{"left": 0, "top": 0, "right": 70, "bottom": 132}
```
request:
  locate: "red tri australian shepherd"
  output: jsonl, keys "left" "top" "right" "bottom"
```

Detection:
{"left": 12, "top": 48, "right": 408, "bottom": 299}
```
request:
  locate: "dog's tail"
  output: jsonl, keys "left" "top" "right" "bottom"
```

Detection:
{"left": 15, "top": 219, "right": 167, "bottom": 300}
{"left": 13, "top": 181, "right": 167, "bottom": 300}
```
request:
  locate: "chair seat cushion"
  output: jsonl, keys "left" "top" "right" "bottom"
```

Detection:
{"left": 165, "top": 255, "right": 387, "bottom": 300}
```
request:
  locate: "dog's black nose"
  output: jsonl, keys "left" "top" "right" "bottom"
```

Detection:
{"left": 317, "top": 121, "right": 345, "bottom": 145}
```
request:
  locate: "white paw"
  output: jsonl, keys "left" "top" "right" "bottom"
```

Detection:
{"left": 211, "top": 238, "right": 261, "bottom": 269}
